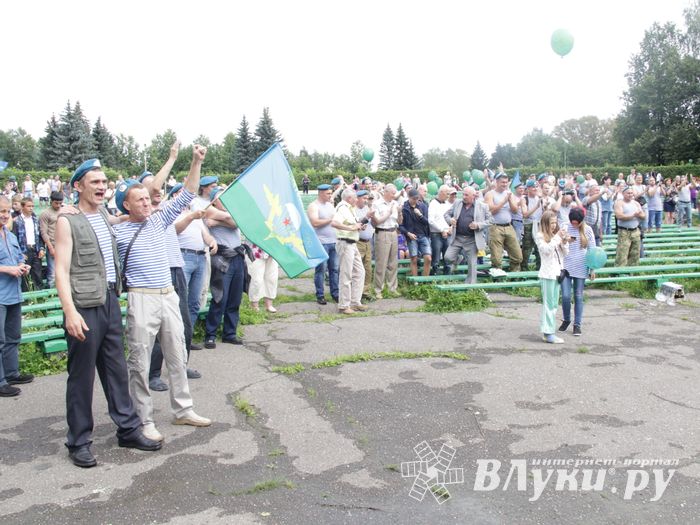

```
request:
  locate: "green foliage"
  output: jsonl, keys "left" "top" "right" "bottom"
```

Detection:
{"left": 236, "top": 479, "right": 295, "bottom": 495}
{"left": 0, "top": 128, "right": 38, "bottom": 170}
{"left": 393, "top": 124, "right": 419, "bottom": 170}
{"left": 470, "top": 141, "right": 488, "bottom": 170}
{"left": 233, "top": 115, "right": 255, "bottom": 173}
{"left": 253, "top": 107, "right": 283, "bottom": 158}
{"left": 379, "top": 124, "right": 395, "bottom": 170}
{"left": 232, "top": 394, "right": 256, "bottom": 419}
{"left": 91, "top": 116, "right": 116, "bottom": 167}
{"left": 422, "top": 289, "right": 491, "bottom": 312}
{"left": 270, "top": 363, "right": 305, "bottom": 375}
{"left": 19, "top": 344, "right": 67, "bottom": 376}
{"left": 310, "top": 350, "right": 470, "bottom": 370}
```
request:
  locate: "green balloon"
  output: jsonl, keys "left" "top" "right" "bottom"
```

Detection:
{"left": 462, "top": 171, "right": 471, "bottom": 182}
{"left": 362, "top": 148, "right": 374, "bottom": 162}
{"left": 427, "top": 181, "right": 438, "bottom": 195}
{"left": 479, "top": 181, "right": 488, "bottom": 190}
{"left": 435, "top": 177, "right": 443, "bottom": 186}
{"left": 585, "top": 246, "right": 607, "bottom": 270}
{"left": 428, "top": 170, "right": 437, "bottom": 182}
{"left": 472, "top": 169, "right": 485, "bottom": 185}
{"left": 576, "top": 175, "right": 585, "bottom": 184}
{"left": 393, "top": 178, "right": 403, "bottom": 189}
{"left": 551, "top": 28, "right": 574, "bottom": 58}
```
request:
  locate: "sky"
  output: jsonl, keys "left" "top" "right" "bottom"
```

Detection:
{"left": 2, "top": 0, "right": 692, "bottom": 161}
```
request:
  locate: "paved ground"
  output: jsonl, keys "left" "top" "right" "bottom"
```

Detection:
{"left": 1, "top": 276, "right": 700, "bottom": 524}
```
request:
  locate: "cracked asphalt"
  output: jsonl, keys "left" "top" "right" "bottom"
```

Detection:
{"left": 1, "top": 275, "right": 699, "bottom": 524}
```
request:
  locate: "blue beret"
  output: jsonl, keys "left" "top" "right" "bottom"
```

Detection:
{"left": 200, "top": 175, "right": 219, "bottom": 187}
{"left": 8, "top": 176, "right": 16, "bottom": 181}
{"left": 331, "top": 177, "right": 341, "bottom": 185}
{"left": 167, "top": 183, "right": 183, "bottom": 199}
{"left": 317, "top": 184, "right": 331, "bottom": 190}
{"left": 525, "top": 180, "right": 537, "bottom": 188}
{"left": 495, "top": 172, "right": 508, "bottom": 180}
{"left": 210, "top": 186, "right": 225, "bottom": 201}
{"left": 558, "top": 179, "right": 566, "bottom": 187}
{"left": 356, "top": 190, "right": 369, "bottom": 197}
{"left": 115, "top": 179, "right": 140, "bottom": 215}
{"left": 138, "top": 171, "right": 153, "bottom": 183}
{"left": 537, "top": 173, "right": 548, "bottom": 181}
{"left": 71, "top": 159, "right": 102, "bottom": 187}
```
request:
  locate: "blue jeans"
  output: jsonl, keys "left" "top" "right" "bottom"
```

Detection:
{"left": 602, "top": 210, "right": 613, "bottom": 235}
{"left": 314, "top": 242, "right": 339, "bottom": 300}
{"left": 647, "top": 210, "right": 662, "bottom": 230}
{"left": 677, "top": 201, "right": 692, "bottom": 227}
{"left": 182, "top": 251, "right": 207, "bottom": 327}
{"left": 561, "top": 276, "right": 585, "bottom": 326}
{"left": 205, "top": 254, "right": 245, "bottom": 340}
{"left": 0, "top": 303, "right": 21, "bottom": 386}
{"left": 430, "top": 232, "right": 450, "bottom": 274}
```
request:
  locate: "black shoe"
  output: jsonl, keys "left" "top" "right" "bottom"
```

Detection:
{"left": 7, "top": 373, "right": 34, "bottom": 385}
{"left": 187, "top": 368, "right": 202, "bottom": 379}
{"left": 222, "top": 336, "right": 244, "bottom": 345}
{"left": 0, "top": 384, "right": 21, "bottom": 397}
{"left": 573, "top": 325, "right": 582, "bottom": 336}
{"left": 204, "top": 337, "right": 216, "bottom": 349}
{"left": 316, "top": 297, "right": 327, "bottom": 305}
{"left": 190, "top": 343, "right": 203, "bottom": 351}
{"left": 69, "top": 445, "right": 97, "bottom": 468}
{"left": 331, "top": 296, "right": 339, "bottom": 303}
{"left": 118, "top": 433, "right": 162, "bottom": 452}
{"left": 558, "top": 321, "right": 570, "bottom": 332}
{"left": 149, "top": 378, "right": 169, "bottom": 392}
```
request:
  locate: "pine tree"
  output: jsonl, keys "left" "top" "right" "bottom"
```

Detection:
{"left": 470, "top": 141, "right": 488, "bottom": 170}
{"left": 253, "top": 107, "right": 283, "bottom": 158}
{"left": 39, "top": 115, "right": 61, "bottom": 169}
{"left": 379, "top": 124, "right": 394, "bottom": 170}
{"left": 55, "top": 100, "right": 95, "bottom": 169}
{"left": 220, "top": 132, "right": 237, "bottom": 173}
{"left": 233, "top": 116, "right": 255, "bottom": 173}
{"left": 393, "top": 123, "right": 414, "bottom": 170}
{"left": 92, "top": 117, "right": 116, "bottom": 167}
{"left": 405, "top": 139, "right": 419, "bottom": 170}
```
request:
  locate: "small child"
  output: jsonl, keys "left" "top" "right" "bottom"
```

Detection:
{"left": 397, "top": 233, "right": 409, "bottom": 259}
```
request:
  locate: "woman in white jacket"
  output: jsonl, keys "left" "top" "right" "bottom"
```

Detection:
{"left": 535, "top": 210, "right": 570, "bottom": 344}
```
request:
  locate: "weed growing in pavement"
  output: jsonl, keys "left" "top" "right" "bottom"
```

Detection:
{"left": 268, "top": 448, "right": 285, "bottom": 457}
{"left": 306, "top": 387, "right": 317, "bottom": 398}
{"left": 385, "top": 464, "right": 400, "bottom": 472}
{"left": 232, "top": 394, "right": 256, "bottom": 419}
{"left": 234, "top": 479, "right": 295, "bottom": 495}
{"left": 270, "top": 363, "right": 305, "bottom": 375}
{"left": 577, "top": 347, "right": 590, "bottom": 354}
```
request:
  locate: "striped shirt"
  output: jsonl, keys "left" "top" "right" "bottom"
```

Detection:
{"left": 116, "top": 189, "right": 194, "bottom": 288}
{"left": 85, "top": 212, "right": 117, "bottom": 283}
{"left": 563, "top": 224, "right": 595, "bottom": 279}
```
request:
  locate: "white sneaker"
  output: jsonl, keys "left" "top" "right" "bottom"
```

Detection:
{"left": 545, "top": 335, "right": 564, "bottom": 344}
{"left": 173, "top": 410, "right": 212, "bottom": 427}
{"left": 142, "top": 422, "right": 164, "bottom": 442}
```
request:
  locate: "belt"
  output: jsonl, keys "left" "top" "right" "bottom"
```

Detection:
{"left": 494, "top": 222, "right": 512, "bottom": 227}
{"left": 679, "top": 201, "right": 691, "bottom": 204}
{"left": 338, "top": 238, "right": 357, "bottom": 244}
{"left": 181, "top": 248, "right": 206, "bottom": 255}
{"left": 618, "top": 226, "right": 638, "bottom": 231}
{"left": 127, "top": 286, "right": 175, "bottom": 294}
{"left": 376, "top": 228, "right": 397, "bottom": 232}
{"left": 358, "top": 238, "right": 370, "bottom": 242}
{"left": 512, "top": 219, "right": 523, "bottom": 222}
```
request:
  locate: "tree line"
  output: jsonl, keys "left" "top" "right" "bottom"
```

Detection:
{"left": 1, "top": 1, "right": 698, "bottom": 176}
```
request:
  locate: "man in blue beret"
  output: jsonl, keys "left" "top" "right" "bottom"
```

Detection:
{"left": 484, "top": 173, "right": 523, "bottom": 273}
{"left": 115, "top": 146, "right": 212, "bottom": 441}
{"left": 331, "top": 176, "right": 346, "bottom": 207}
{"left": 307, "top": 183, "right": 339, "bottom": 304}
{"left": 55, "top": 158, "right": 162, "bottom": 467}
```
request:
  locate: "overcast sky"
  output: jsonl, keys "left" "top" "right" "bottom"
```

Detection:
{"left": 2, "top": 0, "right": 691, "bottom": 160}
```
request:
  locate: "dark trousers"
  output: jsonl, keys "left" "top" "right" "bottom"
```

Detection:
{"left": 22, "top": 249, "right": 43, "bottom": 291}
{"left": 430, "top": 232, "right": 451, "bottom": 275}
{"left": 205, "top": 254, "right": 244, "bottom": 340}
{"left": 149, "top": 267, "right": 192, "bottom": 380}
{"left": 65, "top": 291, "right": 141, "bottom": 449}
{"left": 0, "top": 303, "right": 21, "bottom": 386}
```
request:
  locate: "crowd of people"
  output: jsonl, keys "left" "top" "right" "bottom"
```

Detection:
{"left": 0, "top": 157, "right": 697, "bottom": 467}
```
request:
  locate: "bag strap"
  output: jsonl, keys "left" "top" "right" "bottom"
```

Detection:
{"left": 122, "top": 221, "right": 148, "bottom": 282}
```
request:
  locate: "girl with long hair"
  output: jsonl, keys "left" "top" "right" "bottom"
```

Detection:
{"left": 535, "top": 210, "right": 569, "bottom": 344}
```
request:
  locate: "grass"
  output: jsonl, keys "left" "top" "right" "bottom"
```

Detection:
{"left": 19, "top": 343, "right": 67, "bottom": 376}
{"left": 235, "top": 479, "right": 295, "bottom": 495}
{"left": 619, "top": 302, "right": 636, "bottom": 309}
{"left": 274, "top": 292, "right": 318, "bottom": 304}
{"left": 232, "top": 394, "right": 256, "bottom": 419}
{"left": 385, "top": 464, "right": 400, "bottom": 472}
{"left": 488, "top": 310, "right": 523, "bottom": 320}
{"left": 505, "top": 286, "right": 542, "bottom": 299}
{"left": 268, "top": 448, "right": 285, "bottom": 457}
{"left": 306, "top": 387, "right": 317, "bottom": 398}
{"left": 577, "top": 347, "right": 590, "bottom": 354}
{"left": 270, "top": 363, "right": 305, "bottom": 375}
{"left": 398, "top": 284, "right": 491, "bottom": 312}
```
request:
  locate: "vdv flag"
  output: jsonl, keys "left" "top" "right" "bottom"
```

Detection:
{"left": 216, "top": 143, "right": 328, "bottom": 278}
{"left": 510, "top": 170, "right": 521, "bottom": 192}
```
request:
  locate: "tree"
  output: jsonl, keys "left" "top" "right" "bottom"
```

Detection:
{"left": 54, "top": 100, "right": 95, "bottom": 170}
{"left": 470, "top": 141, "right": 488, "bottom": 170}
{"left": 38, "top": 115, "right": 61, "bottom": 169}
{"left": 253, "top": 107, "right": 283, "bottom": 158}
{"left": 219, "top": 132, "right": 237, "bottom": 174}
{"left": 146, "top": 129, "right": 179, "bottom": 173}
{"left": 488, "top": 143, "right": 519, "bottom": 169}
{"left": 393, "top": 124, "right": 418, "bottom": 170}
{"left": 0, "top": 128, "right": 38, "bottom": 170}
{"left": 615, "top": 12, "right": 700, "bottom": 164}
{"left": 92, "top": 117, "right": 116, "bottom": 167}
{"left": 233, "top": 116, "right": 255, "bottom": 173}
{"left": 516, "top": 129, "right": 561, "bottom": 169}
{"left": 113, "top": 134, "right": 142, "bottom": 174}
{"left": 378, "top": 124, "right": 394, "bottom": 170}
